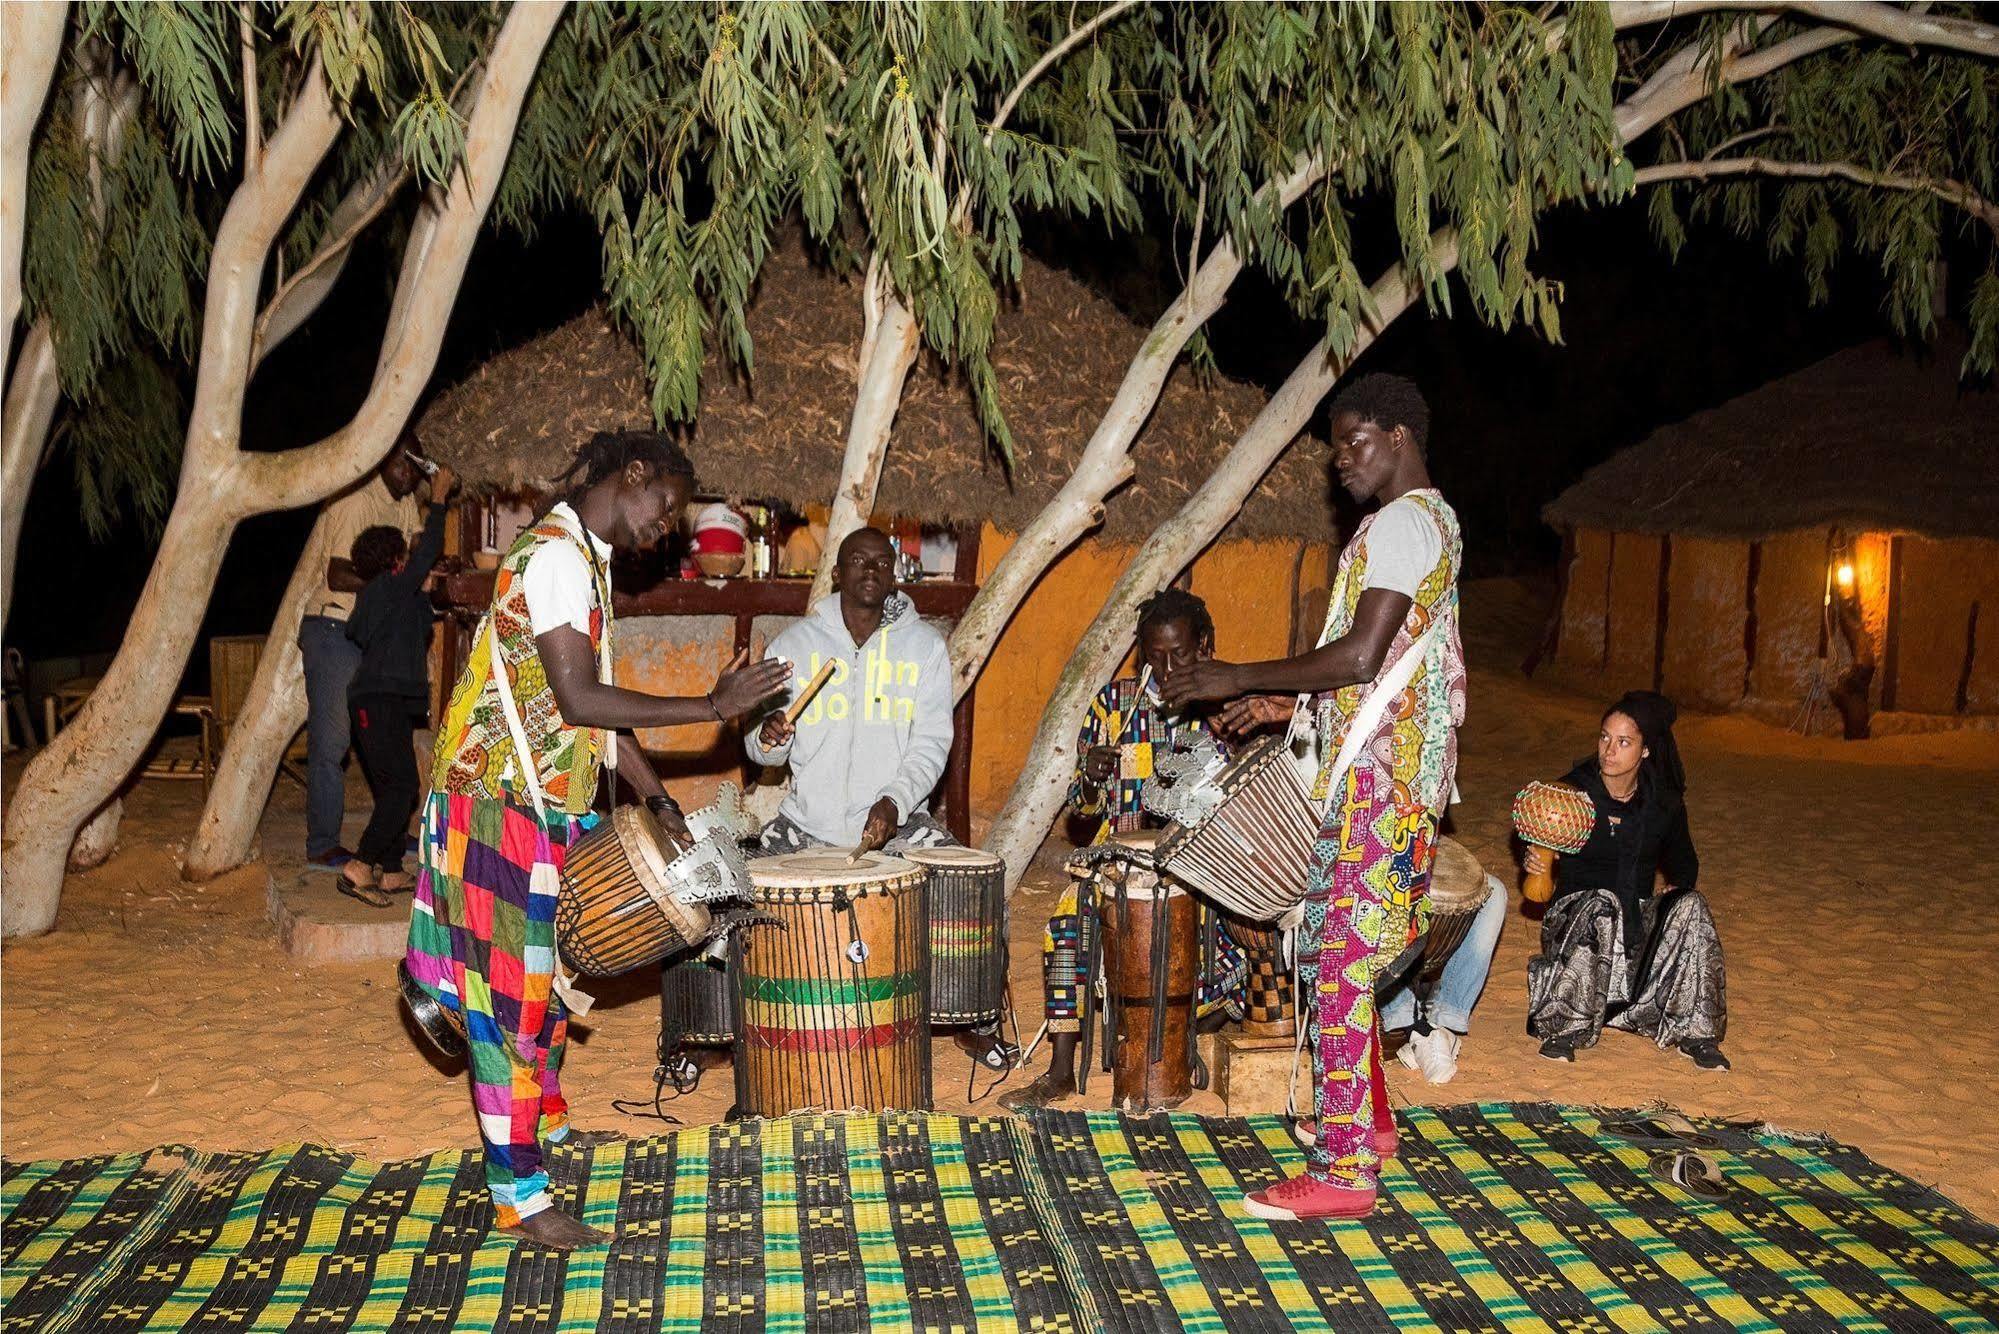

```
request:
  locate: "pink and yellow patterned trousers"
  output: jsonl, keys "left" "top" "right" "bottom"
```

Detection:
{"left": 1294, "top": 763, "right": 1436, "bottom": 1187}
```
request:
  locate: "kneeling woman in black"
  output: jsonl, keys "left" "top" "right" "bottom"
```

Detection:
{"left": 1524, "top": 690, "right": 1730, "bottom": 1070}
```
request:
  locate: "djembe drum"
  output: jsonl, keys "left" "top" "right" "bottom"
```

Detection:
{"left": 1407, "top": 837, "right": 1493, "bottom": 998}
{"left": 901, "top": 845, "right": 1007, "bottom": 1029}
{"left": 1155, "top": 734, "right": 1322, "bottom": 923}
{"left": 1083, "top": 832, "right": 1200, "bottom": 1114}
{"left": 731, "top": 849, "right": 932, "bottom": 1116}
{"left": 557, "top": 804, "right": 745, "bottom": 977}
{"left": 1512, "top": 781, "right": 1595, "bottom": 904}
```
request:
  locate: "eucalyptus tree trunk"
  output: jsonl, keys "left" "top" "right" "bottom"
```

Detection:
{"left": 810, "top": 257, "right": 919, "bottom": 605}
{"left": 0, "top": 321, "right": 60, "bottom": 638}
{"left": 947, "top": 155, "right": 1327, "bottom": 700}
{"left": 2, "top": 4, "right": 563, "bottom": 936}
{"left": 983, "top": 248, "right": 1448, "bottom": 889}
{"left": 1, "top": 1, "right": 69, "bottom": 391}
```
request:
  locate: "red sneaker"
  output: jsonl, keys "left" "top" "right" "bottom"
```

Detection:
{"left": 1243, "top": 1172, "right": 1378, "bottom": 1221}
{"left": 1290, "top": 1118, "right": 1397, "bottom": 1159}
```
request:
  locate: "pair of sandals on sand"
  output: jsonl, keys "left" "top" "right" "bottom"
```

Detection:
{"left": 340, "top": 861, "right": 414, "bottom": 908}
{"left": 1601, "top": 1108, "right": 1731, "bottom": 1200}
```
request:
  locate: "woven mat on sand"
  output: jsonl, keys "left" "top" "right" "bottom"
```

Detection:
{"left": 5, "top": 1105, "right": 1996, "bottom": 1332}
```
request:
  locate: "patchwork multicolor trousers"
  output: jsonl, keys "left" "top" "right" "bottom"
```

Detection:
{"left": 404, "top": 791, "right": 587, "bottom": 1227}
{"left": 1295, "top": 764, "right": 1436, "bottom": 1187}
{"left": 1042, "top": 885, "right": 1248, "bottom": 1033}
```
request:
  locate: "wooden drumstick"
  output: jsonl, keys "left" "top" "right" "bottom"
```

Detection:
{"left": 784, "top": 657, "right": 838, "bottom": 725}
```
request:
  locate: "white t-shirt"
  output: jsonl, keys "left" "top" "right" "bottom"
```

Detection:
{"left": 1361, "top": 494, "right": 1444, "bottom": 596}
{"left": 521, "top": 502, "right": 614, "bottom": 637}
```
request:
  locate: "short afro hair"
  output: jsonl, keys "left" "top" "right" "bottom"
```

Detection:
{"left": 1329, "top": 373, "right": 1429, "bottom": 452}
{"left": 350, "top": 525, "right": 408, "bottom": 582}
{"left": 1137, "top": 587, "right": 1214, "bottom": 649}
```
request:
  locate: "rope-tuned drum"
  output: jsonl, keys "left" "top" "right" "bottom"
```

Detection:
{"left": 731, "top": 849, "right": 933, "bottom": 1117}
{"left": 1154, "top": 734, "right": 1322, "bottom": 923}
{"left": 900, "top": 845, "right": 1008, "bottom": 1028}
{"left": 556, "top": 805, "right": 745, "bottom": 977}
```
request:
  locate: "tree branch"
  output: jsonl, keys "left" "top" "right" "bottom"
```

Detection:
{"left": 1607, "top": 1, "right": 1997, "bottom": 58}
{"left": 1636, "top": 154, "right": 1999, "bottom": 238}
{"left": 986, "top": 0, "right": 1142, "bottom": 144}
{"left": 2, "top": 0, "right": 71, "bottom": 390}
{"left": 251, "top": 155, "right": 406, "bottom": 365}
{"left": 232, "top": 1, "right": 567, "bottom": 514}
{"left": 238, "top": 2, "right": 261, "bottom": 174}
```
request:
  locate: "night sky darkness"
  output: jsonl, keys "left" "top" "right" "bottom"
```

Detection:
{"left": 14, "top": 196, "right": 1921, "bottom": 686}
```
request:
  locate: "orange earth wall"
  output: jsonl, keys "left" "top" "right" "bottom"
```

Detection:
{"left": 610, "top": 522, "right": 1330, "bottom": 814}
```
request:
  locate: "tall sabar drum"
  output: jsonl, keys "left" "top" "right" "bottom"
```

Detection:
{"left": 1086, "top": 832, "right": 1199, "bottom": 1114}
{"left": 731, "top": 850, "right": 932, "bottom": 1117}
{"left": 901, "top": 845, "right": 1007, "bottom": 1028}
{"left": 661, "top": 954, "right": 735, "bottom": 1048}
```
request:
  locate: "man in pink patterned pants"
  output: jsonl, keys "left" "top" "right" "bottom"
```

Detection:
{"left": 1166, "top": 373, "right": 1465, "bottom": 1220}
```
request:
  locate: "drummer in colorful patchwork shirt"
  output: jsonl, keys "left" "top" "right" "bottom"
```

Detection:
{"left": 1166, "top": 374, "right": 1466, "bottom": 1221}
{"left": 1000, "top": 588, "right": 1249, "bottom": 1111}
{"left": 404, "top": 431, "right": 791, "bottom": 1251}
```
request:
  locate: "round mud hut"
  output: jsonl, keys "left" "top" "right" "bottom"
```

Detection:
{"left": 1541, "top": 335, "right": 1999, "bottom": 734}
{"left": 417, "top": 240, "right": 1333, "bottom": 812}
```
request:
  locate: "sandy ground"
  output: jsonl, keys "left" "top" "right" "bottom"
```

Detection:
{"left": 3, "top": 578, "right": 1995, "bottom": 1220}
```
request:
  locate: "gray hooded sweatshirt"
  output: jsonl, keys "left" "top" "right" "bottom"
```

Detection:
{"left": 746, "top": 592, "right": 954, "bottom": 844}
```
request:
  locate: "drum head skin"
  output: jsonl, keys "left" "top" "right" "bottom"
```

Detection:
{"left": 898, "top": 845, "right": 1004, "bottom": 870}
{"left": 750, "top": 848, "right": 922, "bottom": 890}
{"left": 1427, "top": 837, "right": 1488, "bottom": 911}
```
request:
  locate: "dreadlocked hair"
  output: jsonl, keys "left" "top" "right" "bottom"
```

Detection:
{"left": 556, "top": 429, "right": 697, "bottom": 492}
{"left": 350, "top": 525, "right": 407, "bottom": 582}
{"left": 1329, "top": 373, "right": 1430, "bottom": 452}
{"left": 1137, "top": 587, "right": 1214, "bottom": 650}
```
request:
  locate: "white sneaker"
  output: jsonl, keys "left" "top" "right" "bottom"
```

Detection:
{"left": 1416, "top": 1028, "right": 1461, "bottom": 1084}
{"left": 1395, "top": 1033, "right": 1423, "bottom": 1072}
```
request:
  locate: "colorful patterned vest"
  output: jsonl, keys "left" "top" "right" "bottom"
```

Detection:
{"left": 1310, "top": 489, "right": 1467, "bottom": 816}
{"left": 1070, "top": 676, "right": 1222, "bottom": 838}
{"left": 431, "top": 508, "right": 613, "bottom": 816}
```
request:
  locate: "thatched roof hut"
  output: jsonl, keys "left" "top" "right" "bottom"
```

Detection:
{"left": 418, "top": 241, "right": 1332, "bottom": 542}
{"left": 1543, "top": 335, "right": 1997, "bottom": 541}
{"left": 1543, "top": 335, "right": 1999, "bottom": 725}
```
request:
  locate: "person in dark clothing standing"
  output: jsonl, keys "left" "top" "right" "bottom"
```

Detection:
{"left": 341, "top": 465, "right": 458, "bottom": 905}
{"left": 1524, "top": 690, "right": 1730, "bottom": 1070}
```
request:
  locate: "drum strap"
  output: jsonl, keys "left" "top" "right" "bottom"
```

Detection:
{"left": 484, "top": 615, "right": 597, "bottom": 1017}
{"left": 1286, "top": 614, "right": 1447, "bottom": 810}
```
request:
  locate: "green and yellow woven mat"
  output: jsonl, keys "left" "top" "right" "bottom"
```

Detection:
{"left": 4, "top": 1105, "right": 1994, "bottom": 1332}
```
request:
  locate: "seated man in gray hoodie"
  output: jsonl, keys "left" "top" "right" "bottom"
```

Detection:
{"left": 747, "top": 527, "right": 955, "bottom": 856}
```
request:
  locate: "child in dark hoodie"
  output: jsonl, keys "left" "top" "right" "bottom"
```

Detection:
{"left": 340, "top": 465, "right": 456, "bottom": 905}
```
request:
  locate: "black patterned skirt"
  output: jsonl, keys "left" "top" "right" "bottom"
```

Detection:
{"left": 1526, "top": 888, "right": 1726, "bottom": 1049}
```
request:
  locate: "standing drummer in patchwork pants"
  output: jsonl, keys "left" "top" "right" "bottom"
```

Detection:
{"left": 1166, "top": 375, "right": 1465, "bottom": 1222}
{"left": 404, "top": 431, "right": 789, "bottom": 1252}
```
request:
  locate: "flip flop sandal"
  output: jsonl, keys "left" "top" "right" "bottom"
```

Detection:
{"left": 338, "top": 874, "right": 391, "bottom": 908}
{"left": 1650, "top": 1149, "right": 1727, "bottom": 1200}
{"left": 1600, "top": 1114, "right": 1721, "bottom": 1150}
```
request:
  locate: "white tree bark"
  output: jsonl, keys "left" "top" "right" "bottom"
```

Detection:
{"left": 181, "top": 511, "right": 327, "bottom": 880}
{"left": 0, "top": 320, "right": 61, "bottom": 638}
{"left": 946, "top": 154, "right": 1328, "bottom": 700}
{"left": 67, "top": 797, "right": 120, "bottom": 871}
{"left": 981, "top": 248, "right": 1447, "bottom": 888}
{"left": 2, "top": 3, "right": 564, "bottom": 937}
{"left": 809, "top": 257, "right": 919, "bottom": 605}
{"left": 1, "top": 0, "right": 68, "bottom": 391}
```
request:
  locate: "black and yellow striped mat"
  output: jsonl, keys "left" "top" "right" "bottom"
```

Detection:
{"left": 4, "top": 1105, "right": 1994, "bottom": 1332}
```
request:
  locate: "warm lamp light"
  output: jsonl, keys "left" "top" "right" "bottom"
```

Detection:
{"left": 1835, "top": 562, "right": 1856, "bottom": 590}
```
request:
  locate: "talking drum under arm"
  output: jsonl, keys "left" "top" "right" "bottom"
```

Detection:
{"left": 1511, "top": 781, "right": 1595, "bottom": 905}
{"left": 900, "top": 845, "right": 1008, "bottom": 1029}
{"left": 731, "top": 849, "right": 932, "bottom": 1117}
{"left": 1154, "top": 734, "right": 1322, "bottom": 923}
